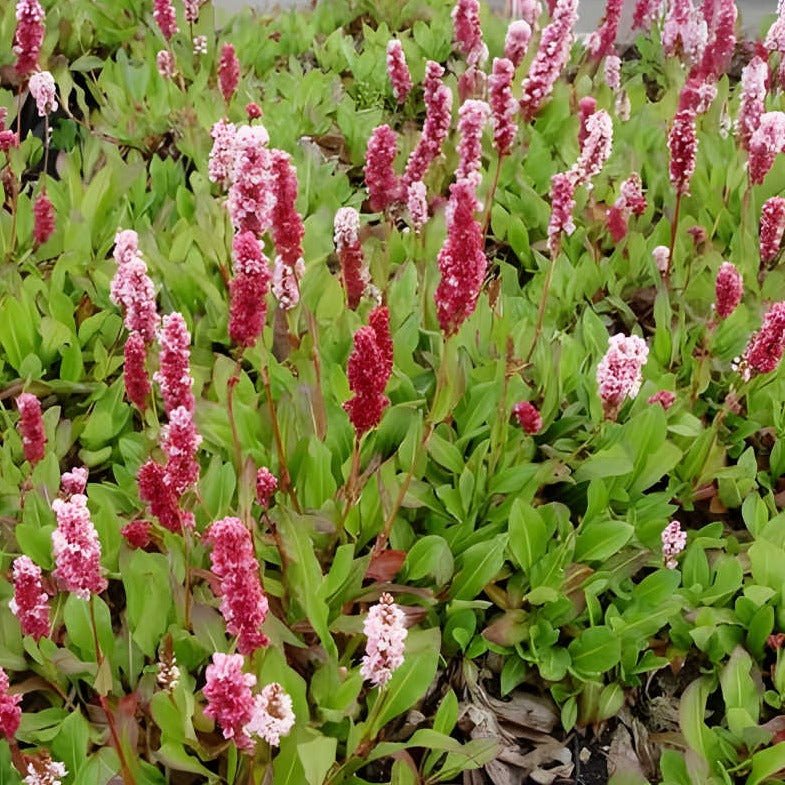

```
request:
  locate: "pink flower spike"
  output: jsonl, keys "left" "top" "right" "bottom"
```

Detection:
{"left": 489, "top": 58, "right": 518, "bottom": 157}
{"left": 386, "top": 40, "right": 413, "bottom": 103}
{"left": 512, "top": 0, "right": 542, "bottom": 27}
{"left": 546, "top": 172, "right": 576, "bottom": 256}
{"left": 123, "top": 331, "right": 151, "bottom": 410}
{"left": 122, "top": 520, "right": 152, "bottom": 550}
{"left": 452, "top": 0, "right": 488, "bottom": 65}
{"left": 203, "top": 653, "right": 256, "bottom": 751}
{"left": 153, "top": 0, "right": 178, "bottom": 40}
{"left": 246, "top": 102, "right": 262, "bottom": 120}
{"left": 205, "top": 517, "right": 269, "bottom": 654}
{"left": 16, "top": 392, "right": 46, "bottom": 465}
{"left": 668, "top": 108, "right": 698, "bottom": 196}
{"left": 661, "top": 520, "right": 687, "bottom": 568}
{"left": 13, "top": 0, "right": 45, "bottom": 77}
{"left": 334, "top": 207, "right": 368, "bottom": 310}
{"left": 714, "top": 262, "right": 743, "bottom": 319}
{"left": 577, "top": 97, "right": 597, "bottom": 148}
{"left": 520, "top": 0, "right": 579, "bottom": 121}
{"left": 227, "top": 125, "right": 274, "bottom": 236}
{"left": 60, "top": 466, "right": 88, "bottom": 498}
{"left": 761, "top": 197, "right": 785, "bottom": 264}
{"left": 156, "top": 50, "right": 175, "bottom": 79}
{"left": 361, "top": 593, "right": 407, "bottom": 688}
{"left": 256, "top": 467, "right": 278, "bottom": 508}
{"left": 228, "top": 232, "right": 271, "bottom": 348}
{"left": 364, "top": 125, "right": 401, "bottom": 213}
{"left": 51, "top": 493, "right": 107, "bottom": 600}
{"left": 161, "top": 405, "right": 202, "bottom": 496}
{"left": 435, "top": 180, "right": 487, "bottom": 335}
{"left": 695, "top": 0, "right": 736, "bottom": 81}
{"left": 218, "top": 43, "right": 240, "bottom": 103}
{"left": 29, "top": 71, "right": 57, "bottom": 117}
{"left": 621, "top": 173, "right": 646, "bottom": 215}
{"left": 407, "top": 181, "right": 428, "bottom": 234}
{"left": 571, "top": 109, "right": 613, "bottom": 187}
{"left": 270, "top": 150, "right": 305, "bottom": 278}
{"left": 184, "top": 0, "right": 201, "bottom": 23}
{"left": 749, "top": 112, "right": 785, "bottom": 186}
{"left": 208, "top": 120, "right": 237, "bottom": 188}
{"left": 456, "top": 99, "right": 491, "bottom": 191}
{"left": 652, "top": 245, "right": 670, "bottom": 276}
{"left": 604, "top": 55, "right": 621, "bottom": 91}
{"left": 114, "top": 229, "right": 139, "bottom": 266}
{"left": 512, "top": 401, "right": 542, "bottom": 434}
{"left": 0, "top": 667, "right": 21, "bottom": 740}
{"left": 766, "top": 0, "right": 785, "bottom": 54}
{"left": 504, "top": 20, "right": 531, "bottom": 68}
{"left": 10, "top": 556, "right": 50, "bottom": 640}
{"left": 244, "top": 683, "right": 295, "bottom": 747}
{"left": 587, "top": 0, "right": 624, "bottom": 60}
{"left": 737, "top": 57, "right": 768, "bottom": 153}
{"left": 33, "top": 192, "right": 55, "bottom": 246}
{"left": 138, "top": 460, "right": 188, "bottom": 533}
{"left": 596, "top": 333, "right": 649, "bottom": 419}
{"left": 154, "top": 312, "right": 195, "bottom": 414}
{"left": 648, "top": 390, "right": 676, "bottom": 409}
{"left": 662, "top": 0, "right": 707, "bottom": 66}
{"left": 109, "top": 238, "right": 159, "bottom": 343}
{"left": 740, "top": 301, "right": 785, "bottom": 378}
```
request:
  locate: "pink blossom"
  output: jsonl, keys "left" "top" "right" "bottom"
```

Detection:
{"left": 407, "top": 181, "right": 428, "bottom": 233}
{"left": 504, "top": 20, "right": 531, "bottom": 67}
{"left": 511, "top": 0, "right": 542, "bottom": 26}
{"left": 184, "top": 0, "right": 201, "bottom": 23}
{"left": 587, "top": 0, "right": 624, "bottom": 60}
{"left": 632, "top": 0, "right": 665, "bottom": 30}
{"left": 402, "top": 61, "right": 453, "bottom": 190}
{"left": 227, "top": 125, "right": 274, "bottom": 236}
{"left": 218, "top": 43, "right": 240, "bottom": 103}
{"left": 203, "top": 653, "right": 256, "bottom": 751}
{"left": 749, "top": 112, "right": 785, "bottom": 186}
{"left": 244, "top": 683, "right": 295, "bottom": 747}
{"left": 652, "top": 245, "right": 670, "bottom": 275}
{"left": 604, "top": 55, "right": 621, "bottom": 91}
{"left": 741, "top": 302, "right": 785, "bottom": 378}
{"left": 208, "top": 120, "right": 237, "bottom": 188}
{"left": 10, "top": 556, "right": 50, "bottom": 640}
{"left": 51, "top": 493, "right": 107, "bottom": 600}
{"left": 13, "top": 0, "right": 45, "bottom": 77}
{"left": 519, "top": 0, "right": 579, "bottom": 121}
{"left": 737, "top": 57, "right": 768, "bottom": 152}
{"left": 161, "top": 405, "right": 202, "bottom": 495}
{"left": 246, "top": 102, "right": 262, "bottom": 120}
{"left": 154, "top": 312, "right": 195, "bottom": 414}
{"left": 668, "top": 108, "right": 698, "bottom": 195}
{"left": 489, "top": 58, "right": 518, "bottom": 156}
{"left": 513, "top": 401, "right": 542, "bottom": 434}
{"left": 138, "top": 460, "right": 189, "bottom": 533}
{"left": 33, "top": 192, "right": 55, "bottom": 245}
{"left": 596, "top": 333, "right": 649, "bottom": 418}
{"left": 435, "top": 180, "right": 487, "bottom": 335}
{"left": 0, "top": 109, "right": 18, "bottom": 151}
{"left": 192, "top": 36, "right": 206, "bottom": 55}
{"left": 256, "top": 467, "right": 277, "bottom": 508}
{"left": 123, "top": 331, "right": 151, "bottom": 410}
{"left": 29, "top": 71, "right": 57, "bottom": 116}
{"left": 457, "top": 65, "right": 486, "bottom": 103}
{"left": 607, "top": 173, "right": 645, "bottom": 241}
{"left": 364, "top": 125, "right": 401, "bottom": 213}
{"left": 272, "top": 255, "right": 304, "bottom": 310}
{"left": 386, "top": 40, "right": 412, "bottom": 103}
{"left": 22, "top": 754, "right": 67, "bottom": 785}
{"left": 156, "top": 50, "right": 175, "bottom": 79}
{"left": 360, "top": 593, "right": 407, "bottom": 688}
{"left": 678, "top": 75, "right": 716, "bottom": 114}
{"left": 662, "top": 0, "right": 708, "bottom": 66}
{"left": 16, "top": 392, "right": 46, "bottom": 465}
{"left": 571, "top": 109, "right": 613, "bottom": 186}
{"left": 765, "top": 1, "right": 785, "bottom": 54}
{"left": 452, "top": 0, "right": 488, "bottom": 66}
{"left": 122, "top": 520, "right": 151, "bottom": 549}
{"left": 761, "top": 197, "right": 785, "bottom": 264}
{"left": 546, "top": 172, "right": 576, "bottom": 256}
{"left": 228, "top": 231, "right": 271, "bottom": 347}
{"left": 205, "top": 517, "right": 269, "bottom": 654}
{"left": 648, "top": 390, "right": 676, "bottom": 409}
{"left": 113, "top": 229, "right": 139, "bottom": 266}
{"left": 344, "top": 306, "right": 393, "bottom": 435}
{"left": 695, "top": 0, "right": 736, "bottom": 81}
{"left": 661, "top": 520, "right": 687, "bottom": 568}
{"left": 0, "top": 667, "right": 21, "bottom": 740}
{"left": 334, "top": 207, "right": 368, "bottom": 310}
{"left": 456, "top": 100, "right": 490, "bottom": 191}
{"left": 270, "top": 150, "right": 305, "bottom": 290}
{"left": 714, "top": 261, "right": 743, "bottom": 319}
{"left": 60, "top": 466, "right": 88, "bottom": 498}
{"left": 607, "top": 204, "right": 628, "bottom": 242}
{"left": 153, "top": 0, "right": 178, "bottom": 40}
{"left": 109, "top": 239, "right": 159, "bottom": 344}
{"left": 577, "top": 96, "right": 597, "bottom": 148}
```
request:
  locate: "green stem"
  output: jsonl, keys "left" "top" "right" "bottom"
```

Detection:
{"left": 524, "top": 260, "right": 556, "bottom": 364}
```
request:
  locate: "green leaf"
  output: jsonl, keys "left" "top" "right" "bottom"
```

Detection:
{"left": 297, "top": 733, "right": 337, "bottom": 785}
{"left": 574, "top": 521, "right": 633, "bottom": 562}
{"left": 403, "top": 535, "right": 454, "bottom": 585}
{"left": 679, "top": 677, "right": 718, "bottom": 764}
{"left": 573, "top": 444, "right": 634, "bottom": 483}
{"left": 450, "top": 535, "right": 508, "bottom": 601}
{"left": 120, "top": 550, "right": 172, "bottom": 658}
{"left": 508, "top": 500, "right": 547, "bottom": 573}
{"left": 568, "top": 626, "right": 621, "bottom": 676}
{"left": 746, "top": 742, "right": 785, "bottom": 785}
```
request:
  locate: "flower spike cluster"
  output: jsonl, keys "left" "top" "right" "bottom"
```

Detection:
{"left": 244, "top": 683, "right": 296, "bottom": 747}
{"left": 489, "top": 58, "right": 518, "bottom": 156}
{"left": 607, "top": 172, "right": 646, "bottom": 242}
{"left": 0, "top": 667, "right": 21, "bottom": 739}
{"left": 740, "top": 302, "right": 785, "bottom": 379}
{"left": 749, "top": 112, "right": 785, "bottom": 186}
{"left": 596, "top": 333, "right": 649, "bottom": 419}
{"left": 110, "top": 229, "right": 159, "bottom": 343}
{"left": 547, "top": 172, "right": 576, "bottom": 256}
{"left": 270, "top": 150, "right": 305, "bottom": 310}
{"left": 662, "top": 520, "right": 687, "bottom": 569}
{"left": 714, "top": 262, "right": 743, "bottom": 319}
{"left": 668, "top": 107, "right": 698, "bottom": 196}
{"left": 219, "top": 44, "right": 240, "bottom": 102}
{"left": 227, "top": 125, "right": 274, "bottom": 236}
{"left": 364, "top": 125, "right": 401, "bottom": 213}
{"left": 153, "top": 0, "right": 178, "bottom": 40}
{"left": 16, "top": 392, "right": 46, "bottom": 465}
{"left": 570, "top": 109, "right": 613, "bottom": 186}
{"left": 228, "top": 231, "right": 271, "bottom": 347}
{"left": 456, "top": 100, "right": 491, "bottom": 191}
{"left": 737, "top": 56, "right": 767, "bottom": 152}
{"left": 29, "top": 71, "right": 57, "bottom": 117}
{"left": 13, "top": 0, "right": 45, "bottom": 77}
{"left": 504, "top": 20, "right": 531, "bottom": 67}
{"left": 123, "top": 331, "right": 151, "bottom": 410}
{"left": 205, "top": 517, "right": 270, "bottom": 654}
{"left": 662, "top": 0, "right": 707, "bottom": 66}
{"left": 587, "top": 0, "right": 624, "bottom": 60}
{"left": 435, "top": 180, "right": 487, "bottom": 335}
{"left": 513, "top": 401, "right": 542, "bottom": 434}
{"left": 452, "top": 0, "right": 488, "bottom": 65}
{"left": 760, "top": 197, "right": 785, "bottom": 264}
{"left": 10, "top": 556, "right": 50, "bottom": 640}
{"left": 344, "top": 306, "right": 393, "bottom": 434}
{"left": 334, "top": 207, "right": 368, "bottom": 310}
{"left": 386, "top": 40, "right": 412, "bottom": 103}
{"left": 208, "top": 120, "right": 237, "bottom": 188}
{"left": 361, "top": 593, "right": 407, "bottom": 687}
{"left": 154, "top": 312, "right": 195, "bottom": 414}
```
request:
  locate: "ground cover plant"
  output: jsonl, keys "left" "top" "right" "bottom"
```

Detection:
{"left": 3, "top": 0, "right": 785, "bottom": 782}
